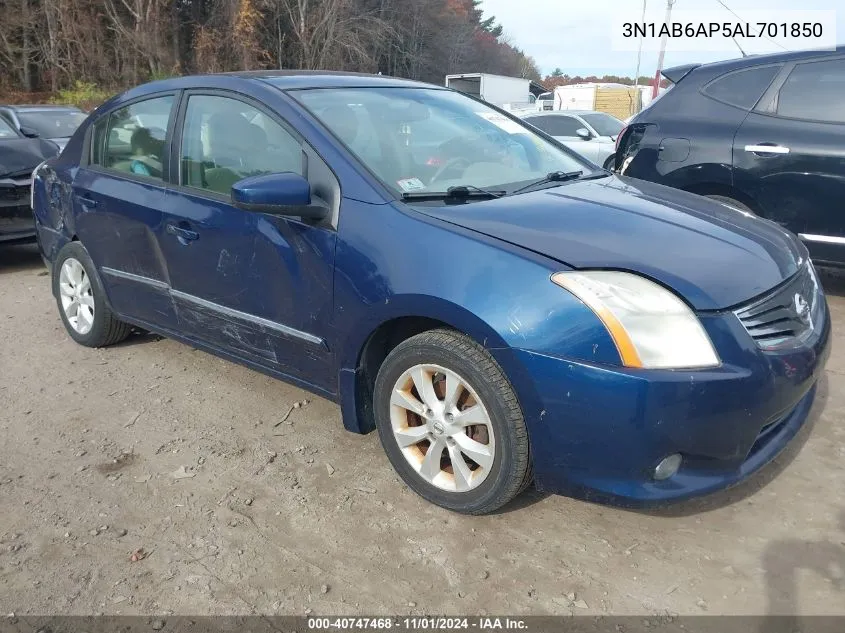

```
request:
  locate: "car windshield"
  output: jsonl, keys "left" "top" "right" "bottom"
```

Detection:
{"left": 0, "top": 117, "right": 18, "bottom": 139}
{"left": 290, "top": 87, "right": 594, "bottom": 198}
{"left": 17, "top": 110, "right": 87, "bottom": 138}
{"left": 580, "top": 113, "right": 624, "bottom": 137}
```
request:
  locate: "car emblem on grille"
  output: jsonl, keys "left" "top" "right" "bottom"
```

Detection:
{"left": 793, "top": 293, "right": 811, "bottom": 325}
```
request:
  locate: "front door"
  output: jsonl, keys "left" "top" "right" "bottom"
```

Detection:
{"left": 733, "top": 57, "right": 845, "bottom": 264}
{"left": 73, "top": 93, "right": 178, "bottom": 329}
{"left": 160, "top": 91, "right": 337, "bottom": 387}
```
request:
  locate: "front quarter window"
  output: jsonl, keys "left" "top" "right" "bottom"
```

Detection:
{"left": 289, "top": 86, "right": 594, "bottom": 198}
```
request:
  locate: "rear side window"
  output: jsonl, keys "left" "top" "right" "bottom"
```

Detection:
{"left": 93, "top": 95, "right": 174, "bottom": 181}
{"left": 527, "top": 115, "right": 582, "bottom": 137}
{"left": 776, "top": 59, "right": 845, "bottom": 124}
{"left": 703, "top": 65, "right": 781, "bottom": 110}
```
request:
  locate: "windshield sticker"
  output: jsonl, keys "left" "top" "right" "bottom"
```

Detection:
{"left": 397, "top": 177, "right": 426, "bottom": 192}
{"left": 475, "top": 112, "right": 527, "bottom": 135}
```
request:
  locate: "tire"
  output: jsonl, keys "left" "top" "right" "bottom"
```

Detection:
{"left": 706, "top": 194, "right": 754, "bottom": 214}
{"left": 373, "top": 329, "right": 531, "bottom": 514}
{"left": 52, "top": 242, "right": 132, "bottom": 348}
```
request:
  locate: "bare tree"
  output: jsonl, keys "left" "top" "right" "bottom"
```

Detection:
{"left": 0, "top": 0, "right": 541, "bottom": 96}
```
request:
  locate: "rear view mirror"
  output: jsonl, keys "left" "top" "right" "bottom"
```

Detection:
{"left": 19, "top": 126, "right": 40, "bottom": 138}
{"left": 383, "top": 101, "right": 430, "bottom": 123}
{"left": 231, "top": 172, "right": 327, "bottom": 220}
{"left": 575, "top": 128, "right": 592, "bottom": 140}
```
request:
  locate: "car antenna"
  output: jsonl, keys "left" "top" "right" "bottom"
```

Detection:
{"left": 732, "top": 36, "right": 748, "bottom": 57}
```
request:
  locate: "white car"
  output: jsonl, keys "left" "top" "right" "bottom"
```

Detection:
{"left": 519, "top": 110, "right": 624, "bottom": 169}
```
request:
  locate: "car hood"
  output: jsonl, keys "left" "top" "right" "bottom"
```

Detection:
{"left": 0, "top": 137, "right": 58, "bottom": 178}
{"left": 414, "top": 175, "right": 805, "bottom": 311}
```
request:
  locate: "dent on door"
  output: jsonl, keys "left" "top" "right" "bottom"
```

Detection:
{"left": 163, "top": 195, "right": 337, "bottom": 389}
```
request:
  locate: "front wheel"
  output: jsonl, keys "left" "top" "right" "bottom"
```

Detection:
{"left": 373, "top": 329, "right": 531, "bottom": 514}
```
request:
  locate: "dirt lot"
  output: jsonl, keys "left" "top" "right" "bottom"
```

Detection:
{"left": 0, "top": 243, "right": 844, "bottom": 617}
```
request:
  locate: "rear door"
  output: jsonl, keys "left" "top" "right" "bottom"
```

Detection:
{"left": 160, "top": 91, "right": 337, "bottom": 386}
{"left": 72, "top": 93, "right": 179, "bottom": 329}
{"left": 733, "top": 56, "right": 845, "bottom": 262}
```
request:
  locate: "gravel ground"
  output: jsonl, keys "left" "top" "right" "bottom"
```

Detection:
{"left": 0, "top": 243, "right": 843, "bottom": 617}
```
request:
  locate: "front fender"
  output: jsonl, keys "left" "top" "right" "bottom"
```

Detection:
{"left": 333, "top": 200, "right": 622, "bottom": 433}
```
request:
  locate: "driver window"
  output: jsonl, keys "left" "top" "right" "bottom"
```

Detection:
{"left": 180, "top": 95, "right": 303, "bottom": 195}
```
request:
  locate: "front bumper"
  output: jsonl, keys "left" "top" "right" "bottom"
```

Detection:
{"left": 0, "top": 176, "right": 35, "bottom": 244}
{"left": 504, "top": 299, "right": 831, "bottom": 506}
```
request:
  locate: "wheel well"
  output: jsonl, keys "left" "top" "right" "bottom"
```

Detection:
{"left": 680, "top": 183, "right": 760, "bottom": 214}
{"left": 354, "top": 317, "right": 454, "bottom": 434}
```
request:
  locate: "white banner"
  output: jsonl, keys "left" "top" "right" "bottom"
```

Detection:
{"left": 611, "top": 10, "right": 837, "bottom": 53}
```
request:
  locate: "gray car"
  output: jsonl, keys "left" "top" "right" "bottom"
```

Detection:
{"left": 520, "top": 110, "right": 624, "bottom": 169}
{"left": 0, "top": 105, "right": 87, "bottom": 153}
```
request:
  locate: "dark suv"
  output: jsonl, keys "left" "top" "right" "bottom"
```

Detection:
{"left": 615, "top": 46, "right": 845, "bottom": 267}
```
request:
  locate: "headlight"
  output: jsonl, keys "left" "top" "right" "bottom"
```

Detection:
{"left": 551, "top": 271, "right": 720, "bottom": 369}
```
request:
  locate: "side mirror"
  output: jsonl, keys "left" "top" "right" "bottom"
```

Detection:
{"left": 19, "top": 126, "right": 40, "bottom": 138}
{"left": 575, "top": 127, "right": 592, "bottom": 140}
{"left": 231, "top": 172, "right": 327, "bottom": 220}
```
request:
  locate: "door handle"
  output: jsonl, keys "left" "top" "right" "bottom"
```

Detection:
{"left": 166, "top": 223, "right": 199, "bottom": 244}
{"left": 74, "top": 193, "right": 99, "bottom": 209}
{"left": 744, "top": 144, "right": 790, "bottom": 155}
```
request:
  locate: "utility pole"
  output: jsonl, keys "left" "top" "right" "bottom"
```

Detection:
{"left": 652, "top": 0, "right": 677, "bottom": 99}
{"left": 633, "top": 0, "right": 648, "bottom": 91}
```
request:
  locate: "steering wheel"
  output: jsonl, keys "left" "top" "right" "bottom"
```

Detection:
{"left": 430, "top": 157, "right": 472, "bottom": 185}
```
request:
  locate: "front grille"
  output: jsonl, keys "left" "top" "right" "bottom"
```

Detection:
{"left": 734, "top": 262, "right": 822, "bottom": 350}
{"left": 0, "top": 185, "right": 28, "bottom": 203}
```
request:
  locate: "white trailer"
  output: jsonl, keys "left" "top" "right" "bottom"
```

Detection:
{"left": 445, "top": 73, "right": 537, "bottom": 111}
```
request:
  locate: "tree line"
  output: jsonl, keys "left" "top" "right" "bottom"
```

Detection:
{"left": 0, "top": 0, "right": 542, "bottom": 98}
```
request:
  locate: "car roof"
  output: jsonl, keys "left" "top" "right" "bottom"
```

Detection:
{"left": 665, "top": 45, "right": 845, "bottom": 80}
{"left": 157, "top": 70, "right": 434, "bottom": 91}
{"left": 0, "top": 104, "right": 82, "bottom": 112}
{"left": 102, "top": 71, "right": 445, "bottom": 111}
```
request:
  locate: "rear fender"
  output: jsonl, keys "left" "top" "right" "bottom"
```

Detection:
{"left": 32, "top": 162, "right": 75, "bottom": 264}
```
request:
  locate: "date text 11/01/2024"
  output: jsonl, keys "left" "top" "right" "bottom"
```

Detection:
{"left": 621, "top": 22, "right": 824, "bottom": 39}
{"left": 307, "top": 618, "right": 528, "bottom": 631}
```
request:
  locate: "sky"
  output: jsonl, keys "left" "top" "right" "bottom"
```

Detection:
{"left": 479, "top": 0, "right": 844, "bottom": 78}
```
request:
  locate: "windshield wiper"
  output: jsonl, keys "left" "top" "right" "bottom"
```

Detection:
{"left": 509, "top": 170, "right": 583, "bottom": 196}
{"left": 402, "top": 184, "right": 506, "bottom": 202}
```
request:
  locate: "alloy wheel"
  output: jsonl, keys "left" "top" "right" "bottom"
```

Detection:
{"left": 389, "top": 364, "right": 496, "bottom": 492}
{"left": 58, "top": 257, "right": 95, "bottom": 335}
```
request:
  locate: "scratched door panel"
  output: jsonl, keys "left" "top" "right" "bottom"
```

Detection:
{"left": 72, "top": 168, "right": 177, "bottom": 330}
{"left": 161, "top": 188, "right": 336, "bottom": 388}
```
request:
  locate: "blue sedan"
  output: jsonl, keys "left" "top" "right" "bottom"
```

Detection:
{"left": 31, "top": 71, "right": 830, "bottom": 514}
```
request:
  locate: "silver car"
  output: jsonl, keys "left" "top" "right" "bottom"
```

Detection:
{"left": 520, "top": 110, "right": 624, "bottom": 169}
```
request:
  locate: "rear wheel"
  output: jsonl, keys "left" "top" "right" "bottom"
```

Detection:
{"left": 373, "top": 329, "right": 531, "bottom": 514}
{"left": 53, "top": 242, "right": 132, "bottom": 347}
